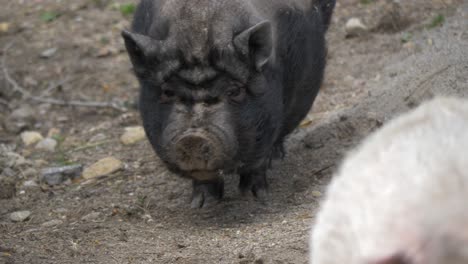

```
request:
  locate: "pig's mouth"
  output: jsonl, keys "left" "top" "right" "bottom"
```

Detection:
{"left": 186, "top": 170, "right": 221, "bottom": 181}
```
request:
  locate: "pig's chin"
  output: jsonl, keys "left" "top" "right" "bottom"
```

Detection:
{"left": 187, "top": 170, "right": 220, "bottom": 181}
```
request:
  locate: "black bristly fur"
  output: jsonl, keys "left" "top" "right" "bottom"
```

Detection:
{"left": 122, "top": 0, "right": 335, "bottom": 207}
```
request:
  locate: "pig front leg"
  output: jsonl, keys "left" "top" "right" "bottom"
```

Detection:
{"left": 239, "top": 165, "right": 269, "bottom": 202}
{"left": 190, "top": 178, "right": 224, "bottom": 209}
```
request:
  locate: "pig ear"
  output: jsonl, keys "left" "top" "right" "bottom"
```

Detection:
{"left": 121, "top": 30, "right": 159, "bottom": 68}
{"left": 369, "top": 253, "right": 411, "bottom": 264}
{"left": 233, "top": 21, "right": 272, "bottom": 71}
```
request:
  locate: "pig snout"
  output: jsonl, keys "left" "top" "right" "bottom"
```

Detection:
{"left": 168, "top": 129, "right": 228, "bottom": 172}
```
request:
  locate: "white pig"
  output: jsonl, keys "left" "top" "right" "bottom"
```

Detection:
{"left": 310, "top": 97, "right": 468, "bottom": 264}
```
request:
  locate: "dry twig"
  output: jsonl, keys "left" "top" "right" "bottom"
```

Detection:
{"left": 1, "top": 40, "right": 126, "bottom": 112}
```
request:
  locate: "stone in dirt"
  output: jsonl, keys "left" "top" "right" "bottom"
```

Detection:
{"left": 82, "top": 157, "right": 123, "bottom": 179}
{"left": 40, "top": 164, "right": 83, "bottom": 185}
{"left": 10, "top": 105, "right": 35, "bottom": 120}
{"left": 345, "top": 17, "right": 368, "bottom": 37}
{"left": 22, "top": 167, "right": 37, "bottom": 178}
{"left": 47, "top": 128, "right": 61, "bottom": 138}
{"left": 40, "top": 47, "right": 58, "bottom": 58}
{"left": 81, "top": 212, "right": 101, "bottom": 221}
{"left": 35, "top": 138, "right": 57, "bottom": 152}
{"left": 20, "top": 131, "right": 43, "bottom": 146}
{"left": 89, "top": 133, "right": 106, "bottom": 143}
{"left": 120, "top": 126, "right": 146, "bottom": 145}
{"left": 9, "top": 210, "right": 31, "bottom": 222}
{"left": 5, "top": 106, "right": 36, "bottom": 133}
{"left": 22, "top": 180, "right": 39, "bottom": 188}
{"left": 3, "top": 151, "right": 29, "bottom": 168}
{"left": 41, "top": 219, "right": 63, "bottom": 227}
{"left": 0, "top": 177, "right": 16, "bottom": 199}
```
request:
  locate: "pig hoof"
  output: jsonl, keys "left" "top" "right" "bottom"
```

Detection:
{"left": 191, "top": 180, "right": 224, "bottom": 208}
{"left": 252, "top": 186, "right": 269, "bottom": 204}
{"left": 190, "top": 191, "right": 205, "bottom": 209}
{"left": 239, "top": 172, "right": 269, "bottom": 203}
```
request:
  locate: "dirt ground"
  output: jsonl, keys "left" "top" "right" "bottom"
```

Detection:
{"left": 0, "top": 0, "right": 467, "bottom": 263}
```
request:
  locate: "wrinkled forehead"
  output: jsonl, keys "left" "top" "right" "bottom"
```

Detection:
{"left": 148, "top": 0, "right": 252, "bottom": 84}
{"left": 154, "top": 48, "right": 250, "bottom": 86}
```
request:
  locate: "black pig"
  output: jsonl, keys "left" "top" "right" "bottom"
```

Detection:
{"left": 122, "top": 0, "right": 335, "bottom": 207}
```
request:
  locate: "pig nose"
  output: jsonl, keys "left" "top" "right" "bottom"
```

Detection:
{"left": 173, "top": 133, "right": 218, "bottom": 170}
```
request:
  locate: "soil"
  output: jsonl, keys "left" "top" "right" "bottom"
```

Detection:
{"left": 0, "top": 0, "right": 467, "bottom": 263}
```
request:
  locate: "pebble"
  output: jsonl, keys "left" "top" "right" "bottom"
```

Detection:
{"left": 0, "top": 176, "right": 16, "bottom": 199}
{"left": 40, "top": 47, "right": 58, "bottom": 58}
{"left": 120, "top": 126, "right": 146, "bottom": 145}
{"left": 81, "top": 212, "right": 101, "bottom": 221}
{"left": 1, "top": 167, "right": 15, "bottom": 177}
{"left": 10, "top": 210, "right": 31, "bottom": 222}
{"left": 89, "top": 133, "right": 107, "bottom": 143}
{"left": 22, "top": 167, "right": 37, "bottom": 178}
{"left": 40, "top": 164, "right": 83, "bottom": 185}
{"left": 5, "top": 151, "right": 28, "bottom": 168}
{"left": 0, "top": 22, "right": 9, "bottom": 33}
{"left": 53, "top": 208, "right": 68, "bottom": 214}
{"left": 10, "top": 105, "right": 35, "bottom": 120}
{"left": 312, "top": 190, "right": 323, "bottom": 197}
{"left": 41, "top": 219, "right": 63, "bottom": 227}
{"left": 5, "top": 106, "right": 36, "bottom": 133}
{"left": 82, "top": 157, "right": 123, "bottom": 179}
{"left": 47, "top": 128, "right": 61, "bottom": 138}
{"left": 21, "top": 131, "right": 44, "bottom": 146}
{"left": 42, "top": 173, "right": 63, "bottom": 185}
{"left": 35, "top": 138, "right": 58, "bottom": 151}
{"left": 374, "top": 0, "right": 406, "bottom": 33}
{"left": 345, "top": 17, "right": 368, "bottom": 37}
{"left": 22, "top": 179, "right": 39, "bottom": 188}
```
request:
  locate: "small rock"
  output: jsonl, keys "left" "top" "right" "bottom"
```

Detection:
{"left": 40, "top": 164, "right": 83, "bottom": 185}
{"left": 1, "top": 167, "right": 15, "bottom": 177}
{"left": 21, "top": 131, "right": 43, "bottom": 146}
{"left": 6, "top": 105, "right": 36, "bottom": 132}
{"left": 34, "top": 159, "right": 48, "bottom": 167}
{"left": 57, "top": 116, "right": 68, "bottom": 122}
{"left": 82, "top": 157, "right": 123, "bottom": 179}
{"left": 345, "top": 17, "right": 368, "bottom": 38}
{"left": 10, "top": 210, "right": 31, "bottom": 222}
{"left": 374, "top": 0, "right": 408, "bottom": 33}
{"left": 42, "top": 173, "right": 63, "bottom": 185}
{"left": 53, "top": 208, "right": 68, "bottom": 214}
{"left": 41, "top": 219, "right": 63, "bottom": 227}
{"left": 89, "top": 133, "right": 106, "bottom": 143}
{"left": 47, "top": 128, "right": 61, "bottom": 138}
{"left": 0, "top": 177, "right": 16, "bottom": 199}
{"left": 0, "top": 22, "right": 9, "bottom": 33}
{"left": 22, "top": 167, "right": 37, "bottom": 178}
{"left": 24, "top": 76, "right": 39, "bottom": 86}
{"left": 95, "top": 46, "right": 118, "bottom": 58}
{"left": 81, "top": 212, "right": 101, "bottom": 221}
{"left": 4, "top": 151, "right": 29, "bottom": 168}
{"left": 22, "top": 179, "right": 39, "bottom": 188}
{"left": 10, "top": 106, "right": 34, "bottom": 120}
{"left": 312, "top": 190, "right": 323, "bottom": 197}
{"left": 120, "top": 126, "right": 146, "bottom": 145}
{"left": 403, "top": 41, "right": 416, "bottom": 50}
{"left": 40, "top": 47, "right": 58, "bottom": 59}
{"left": 35, "top": 138, "right": 57, "bottom": 152}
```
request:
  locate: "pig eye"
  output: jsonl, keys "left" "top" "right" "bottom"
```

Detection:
{"left": 160, "top": 89, "right": 175, "bottom": 103}
{"left": 226, "top": 86, "right": 246, "bottom": 102}
{"left": 203, "top": 96, "right": 220, "bottom": 106}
